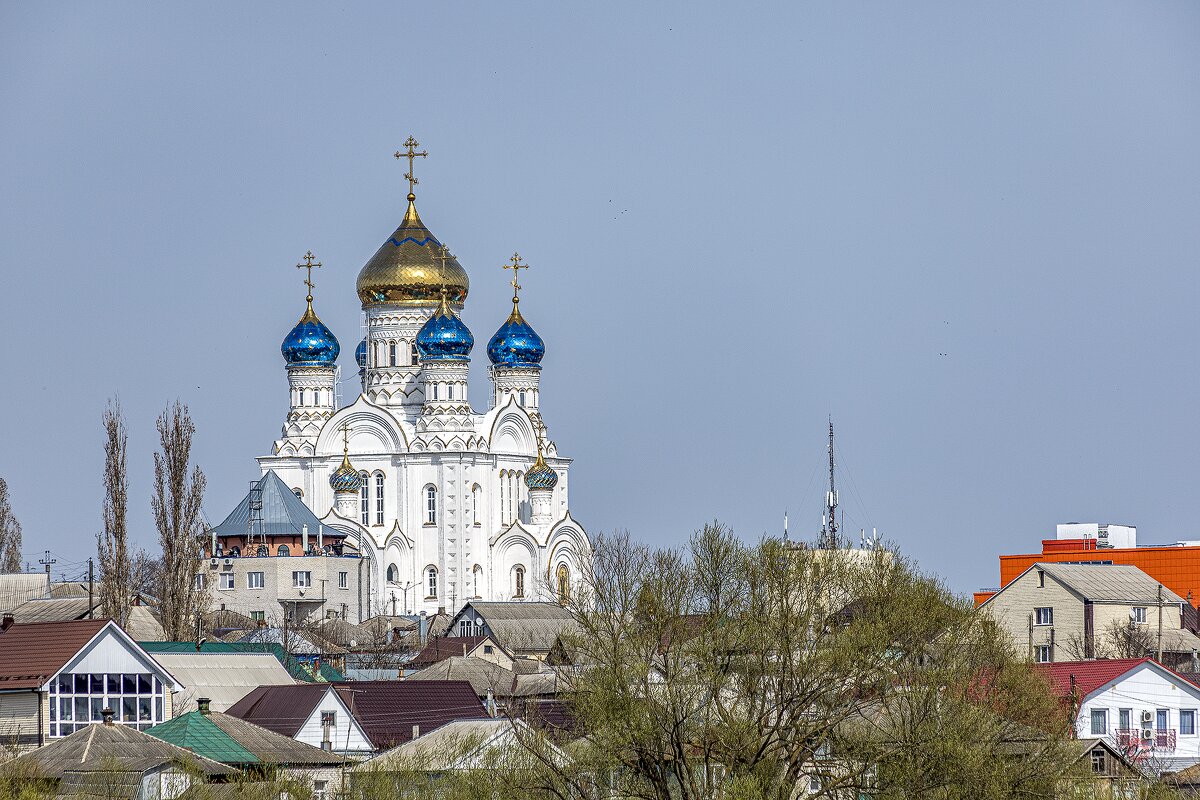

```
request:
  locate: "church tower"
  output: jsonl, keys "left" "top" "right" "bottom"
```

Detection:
{"left": 277, "top": 251, "right": 339, "bottom": 450}
{"left": 487, "top": 254, "right": 546, "bottom": 423}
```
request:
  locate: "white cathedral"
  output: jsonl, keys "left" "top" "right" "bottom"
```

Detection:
{"left": 247, "top": 144, "right": 590, "bottom": 615}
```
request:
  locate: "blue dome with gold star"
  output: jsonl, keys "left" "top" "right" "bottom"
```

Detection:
{"left": 487, "top": 304, "right": 544, "bottom": 368}
{"left": 416, "top": 294, "right": 473, "bottom": 361}
{"left": 282, "top": 301, "right": 340, "bottom": 366}
{"left": 355, "top": 339, "right": 368, "bottom": 368}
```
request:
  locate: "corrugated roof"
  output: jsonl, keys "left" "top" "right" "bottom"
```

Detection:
{"left": 1036, "top": 562, "right": 1189, "bottom": 604}
{"left": 211, "top": 470, "right": 325, "bottom": 539}
{"left": 146, "top": 713, "right": 260, "bottom": 765}
{"left": 226, "top": 684, "right": 330, "bottom": 737}
{"left": 205, "top": 711, "right": 346, "bottom": 765}
{"left": 0, "top": 619, "right": 110, "bottom": 689}
{"left": 332, "top": 680, "right": 489, "bottom": 750}
{"left": 404, "top": 657, "right": 516, "bottom": 697}
{"left": 354, "top": 719, "right": 515, "bottom": 772}
{"left": 10, "top": 722, "right": 235, "bottom": 777}
{"left": 9, "top": 597, "right": 94, "bottom": 624}
{"left": 1034, "top": 658, "right": 1200, "bottom": 699}
{"left": 224, "top": 626, "right": 347, "bottom": 656}
{"left": 451, "top": 602, "right": 579, "bottom": 654}
{"left": 0, "top": 573, "right": 49, "bottom": 613}
{"left": 152, "top": 653, "right": 295, "bottom": 713}
{"left": 407, "top": 636, "right": 491, "bottom": 670}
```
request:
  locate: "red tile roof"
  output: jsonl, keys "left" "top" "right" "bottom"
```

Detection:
{"left": 1035, "top": 658, "right": 1200, "bottom": 699}
{"left": 0, "top": 619, "right": 111, "bottom": 689}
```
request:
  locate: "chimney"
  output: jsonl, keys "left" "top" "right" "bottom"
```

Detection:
{"left": 317, "top": 525, "right": 323, "bottom": 551}
{"left": 102, "top": 707, "right": 115, "bottom": 726}
{"left": 486, "top": 688, "right": 496, "bottom": 718}
{"left": 1, "top": 614, "right": 14, "bottom": 631}
{"left": 197, "top": 697, "right": 211, "bottom": 716}
{"left": 302, "top": 524, "right": 309, "bottom": 554}
{"left": 412, "top": 724, "right": 420, "bottom": 740}
{"left": 1192, "top": 649, "right": 1199, "bottom": 674}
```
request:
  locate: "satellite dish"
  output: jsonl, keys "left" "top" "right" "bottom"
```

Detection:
{"left": 349, "top": 639, "right": 357, "bottom": 648}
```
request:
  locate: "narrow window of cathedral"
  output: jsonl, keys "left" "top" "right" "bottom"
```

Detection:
{"left": 472, "top": 485, "right": 481, "bottom": 526}
{"left": 278, "top": 545, "right": 290, "bottom": 557}
{"left": 472, "top": 564, "right": 482, "bottom": 599}
{"left": 299, "top": 389, "right": 306, "bottom": 406}
{"left": 411, "top": 343, "right": 419, "bottom": 364}
{"left": 426, "top": 566, "right": 438, "bottom": 599}
{"left": 359, "top": 473, "right": 370, "bottom": 525}
{"left": 519, "top": 391, "right": 525, "bottom": 406}
{"left": 557, "top": 564, "right": 570, "bottom": 604}
{"left": 374, "top": 473, "right": 385, "bottom": 526}
{"left": 514, "top": 566, "right": 525, "bottom": 599}
{"left": 425, "top": 485, "right": 437, "bottom": 525}
{"left": 389, "top": 341, "right": 398, "bottom": 366}
{"left": 432, "top": 384, "right": 438, "bottom": 401}
{"left": 386, "top": 564, "right": 398, "bottom": 584}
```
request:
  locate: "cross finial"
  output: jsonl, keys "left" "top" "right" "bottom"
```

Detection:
{"left": 503, "top": 252, "right": 529, "bottom": 307}
{"left": 394, "top": 136, "right": 428, "bottom": 202}
{"left": 296, "top": 250, "right": 322, "bottom": 303}
{"left": 342, "top": 423, "right": 350, "bottom": 456}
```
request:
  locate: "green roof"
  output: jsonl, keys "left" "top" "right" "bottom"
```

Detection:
{"left": 147, "top": 713, "right": 260, "bottom": 765}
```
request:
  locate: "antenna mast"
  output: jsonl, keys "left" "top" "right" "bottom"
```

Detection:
{"left": 820, "top": 419, "right": 839, "bottom": 548}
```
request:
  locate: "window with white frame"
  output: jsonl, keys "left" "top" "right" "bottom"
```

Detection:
{"left": 339, "top": 571, "right": 348, "bottom": 590}
{"left": 293, "top": 571, "right": 312, "bottom": 588}
{"left": 1182, "top": 710, "right": 1196, "bottom": 735}
{"left": 1035, "top": 607, "right": 1053, "bottom": 626}
{"left": 313, "top": 780, "right": 328, "bottom": 800}
{"left": 48, "top": 671, "right": 167, "bottom": 736}
{"left": 1091, "top": 709, "right": 1107, "bottom": 736}
{"left": 219, "top": 573, "right": 234, "bottom": 590}
{"left": 426, "top": 566, "right": 438, "bottom": 598}
{"left": 248, "top": 572, "right": 265, "bottom": 590}
{"left": 425, "top": 485, "right": 437, "bottom": 525}
{"left": 1131, "top": 607, "right": 1147, "bottom": 624}
{"left": 360, "top": 473, "right": 370, "bottom": 525}
{"left": 389, "top": 341, "right": 398, "bottom": 366}
{"left": 194, "top": 574, "right": 205, "bottom": 590}
{"left": 1035, "top": 645, "right": 1052, "bottom": 663}
{"left": 375, "top": 473, "right": 385, "bottom": 526}
{"left": 250, "top": 611, "right": 265, "bottom": 622}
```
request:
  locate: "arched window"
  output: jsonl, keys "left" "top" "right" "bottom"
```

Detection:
{"left": 557, "top": 564, "right": 570, "bottom": 604}
{"left": 374, "top": 473, "right": 385, "bottom": 526}
{"left": 519, "top": 391, "right": 526, "bottom": 406}
{"left": 278, "top": 544, "right": 290, "bottom": 557}
{"left": 298, "top": 389, "right": 306, "bottom": 406}
{"left": 411, "top": 343, "right": 419, "bottom": 364}
{"left": 389, "top": 341, "right": 398, "bottom": 366}
{"left": 471, "top": 485, "right": 481, "bottom": 526}
{"left": 386, "top": 564, "right": 398, "bottom": 584}
{"left": 359, "top": 473, "right": 370, "bottom": 525}
{"left": 432, "top": 384, "right": 438, "bottom": 401}
{"left": 514, "top": 566, "right": 525, "bottom": 599}
{"left": 425, "top": 485, "right": 437, "bottom": 525}
{"left": 292, "top": 488, "right": 303, "bottom": 499}
{"left": 426, "top": 566, "right": 438, "bottom": 599}
{"left": 472, "top": 564, "right": 482, "bottom": 599}
{"left": 375, "top": 341, "right": 386, "bottom": 367}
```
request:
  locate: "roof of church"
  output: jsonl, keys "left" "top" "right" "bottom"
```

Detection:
{"left": 211, "top": 470, "right": 326, "bottom": 539}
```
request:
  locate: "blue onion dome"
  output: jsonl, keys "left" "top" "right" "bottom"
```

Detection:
{"left": 416, "top": 292, "right": 474, "bottom": 361}
{"left": 357, "top": 200, "right": 469, "bottom": 308}
{"left": 525, "top": 447, "right": 558, "bottom": 490}
{"left": 282, "top": 300, "right": 340, "bottom": 366}
{"left": 329, "top": 449, "right": 363, "bottom": 493}
{"left": 487, "top": 302, "right": 545, "bottom": 368}
{"left": 355, "top": 338, "right": 368, "bottom": 368}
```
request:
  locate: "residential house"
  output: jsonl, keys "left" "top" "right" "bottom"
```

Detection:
{"left": 445, "top": 602, "right": 579, "bottom": 659}
{"left": 142, "top": 652, "right": 296, "bottom": 714}
{"left": 1038, "top": 657, "right": 1200, "bottom": 773}
{"left": 140, "top": 640, "right": 346, "bottom": 684}
{"left": 405, "top": 656, "right": 560, "bottom": 717}
{"left": 0, "top": 573, "right": 52, "bottom": 614}
{"left": 406, "top": 635, "right": 514, "bottom": 673}
{"left": 978, "top": 562, "right": 1200, "bottom": 666}
{"left": 227, "top": 680, "right": 488, "bottom": 756}
{"left": 149, "top": 697, "right": 345, "bottom": 796}
{"left": 6, "top": 711, "right": 234, "bottom": 799}
{"left": 7, "top": 597, "right": 165, "bottom": 639}
{"left": 0, "top": 618, "right": 181, "bottom": 748}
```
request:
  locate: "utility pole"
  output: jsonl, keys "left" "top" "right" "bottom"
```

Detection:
{"left": 88, "top": 559, "right": 94, "bottom": 619}
{"left": 1157, "top": 584, "right": 1165, "bottom": 663}
{"left": 38, "top": 550, "right": 56, "bottom": 595}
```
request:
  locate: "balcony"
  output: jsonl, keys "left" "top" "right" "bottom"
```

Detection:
{"left": 1115, "top": 728, "right": 1176, "bottom": 752}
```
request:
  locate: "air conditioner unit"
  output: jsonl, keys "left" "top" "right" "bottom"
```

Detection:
{"left": 1142, "top": 711, "right": 1154, "bottom": 724}
{"left": 209, "top": 558, "right": 219, "bottom": 567}
{"left": 1141, "top": 728, "right": 1154, "bottom": 740}
{"left": 223, "top": 559, "right": 233, "bottom": 567}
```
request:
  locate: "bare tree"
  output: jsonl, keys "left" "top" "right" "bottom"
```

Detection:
{"left": 0, "top": 478, "right": 22, "bottom": 573}
{"left": 130, "top": 548, "right": 162, "bottom": 600}
{"left": 151, "top": 400, "right": 207, "bottom": 640}
{"left": 96, "top": 400, "right": 132, "bottom": 625}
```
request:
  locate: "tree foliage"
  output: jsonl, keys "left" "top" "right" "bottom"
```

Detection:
{"left": 0, "top": 477, "right": 23, "bottom": 573}
{"left": 96, "top": 399, "right": 133, "bottom": 625}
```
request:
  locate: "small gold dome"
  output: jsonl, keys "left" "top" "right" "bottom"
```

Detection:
{"left": 356, "top": 200, "right": 469, "bottom": 307}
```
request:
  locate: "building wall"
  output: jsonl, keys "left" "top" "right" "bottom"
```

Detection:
{"left": 980, "top": 568, "right": 1084, "bottom": 660}
{"left": 998, "top": 546, "right": 1200, "bottom": 609}
{"left": 0, "top": 691, "right": 39, "bottom": 747}
{"left": 1078, "top": 664, "right": 1200, "bottom": 771}
{"left": 295, "top": 690, "right": 373, "bottom": 755}
{"left": 202, "top": 554, "right": 366, "bottom": 625}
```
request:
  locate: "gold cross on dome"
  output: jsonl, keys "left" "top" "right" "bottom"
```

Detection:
{"left": 394, "top": 136, "right": 428, "bottom": 200}
{"left": 503, "top": 252, "right": 529, "bottom": 303}
{"left": 342, "top": 423, "right": 350, "bottom": 455}
{"left": 434, "top": 244, "right": 455, "bottom": 285}
{"left": 296, "top": 250, "right": 322, "bottom": 302}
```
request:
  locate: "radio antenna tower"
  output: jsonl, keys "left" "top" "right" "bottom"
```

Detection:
{"left": 819, "top": 419, "right": 839, "bottom": 549}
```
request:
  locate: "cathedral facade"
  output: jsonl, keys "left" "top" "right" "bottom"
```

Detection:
{"left": 251, "top": 146, "right": 590, "bottom": 616}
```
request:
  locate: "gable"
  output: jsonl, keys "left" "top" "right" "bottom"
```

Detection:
{"left": 60, "top": 627, "right": 178, "bottom": 690}
{"left": 1085, "top": 662, "right": 1200, "bottom": 706}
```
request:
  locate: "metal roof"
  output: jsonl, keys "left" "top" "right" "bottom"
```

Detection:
{"left": 450, "top": 602, "right": 579, "bottom": 654}
{"left": 211, "top": 470, "right": 325, "bottom": 539}
{"left": 0, "top": 619, "right": 111, "bottom": 689}
{"left": 151, "top": 653, "right": 295, "bottom": 713}
{"left": 146, "top": 713, "right": 260, "bottom": 765}
{"left": 0, "top": 573, "right": 49, "bottom": 613}
{"left": 354, "top": 718, "right": 519, "bottom": 772}
{"left": 1036, "top": 562, "right": 1189, "bottom": 603}
{"left": 205, "top": 711, "right": 346, "bottom": 765}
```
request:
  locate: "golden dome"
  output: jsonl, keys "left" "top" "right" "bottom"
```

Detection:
{"left": 356, "top": 200, "right": 469, "bottom": 308}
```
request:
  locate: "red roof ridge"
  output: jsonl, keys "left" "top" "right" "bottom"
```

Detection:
{"left": 1034, "top": 657, "right": 1200, "bottom": 699}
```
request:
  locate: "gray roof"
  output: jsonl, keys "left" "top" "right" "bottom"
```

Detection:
{"left": 354, "top": 719, "right": 523, "bottom": 772}
{"left": 11, "top": 722, "right": 235, "bottom": 778}
{"left": 152, "top": 652, "right": 296, "bottom": 713}
{"left": 405, "top": 657, "right": 517, "bottom": 697}
{"left": 211, "top": 470, "right": 325, "bottom": 539}
{"left": 451, "top": 602, "right": 579, "bottom": 654}
{"left": 1035, "top": 562, "right": 1188, "bottom": 604}
{"left": 0, "top": 573, "right": 49, "bottom": 613}
{"left": 224, "top": 626, "right": 347, "bottom": 655}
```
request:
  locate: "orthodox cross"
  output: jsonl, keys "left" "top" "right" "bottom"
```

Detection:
{"left": 504, "top": 252, "right": 529, "bottom": 304}
{"left": 434, "top": 244, "right": 456, "bottom": 307}
{"left": 296, "top": 250, "right": 322, "bottom": 302}
{"left": 342, "top": 422, "right": 350, "bottom": 456}
{"left": 394, "top": 136, "right": 428, "bottom": 200}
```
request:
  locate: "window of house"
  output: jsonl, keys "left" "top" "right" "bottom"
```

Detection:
{"left": 483, "top": 645, "right": 494, "bottom": 654}
{"left": 1182, "top": 710, "right": 1196, "bottom": 735}
{"left": 277, "top": 545, "right": 290, "bottom": 557}
{"left": 313, "top": 780, "right": 328, "bottom": 800}
{"left": 1034, "top": 607, "right": 1053, "bottom": 626}
{"left": 219, "top": 573, "right": 234, "bottom": 590}
{"left": 1119, "top": 709, "right": 1131, "bottom": 731}
{"left": 514, "top": 566, "right": 525, "bottom": 599}
{"left": 426, "top": 485, "right": 437, "bottom": 525}
{"left": 293, "top": 571, "right": 312, "bottom": 588}
{"left": 1132, "top": 607, "right": 1147, "bottom": 624}
{"left": 47, "top": 671, "right": 166, "bottom": 737}
{"left": 1091, "top": 709, "right": 1108, "bottom": 736}
{"left": 426, "top": 566, "right": 438, "bottom": 598}
{"left": 1035, "top": 645, "right": 1052, "bottom": 663}
{"left": 360, "top": 473, "right": 370, "bottom": 525}
{"left": 1037, "top": 570, "right": 1045, "bottom": 588}
{"left": 1090, "top": 748, "right": 1107, "bottom": 774}
{"left": 1158, "top": 709, "right": 1169, "bottom": 731}
{"left": 251, "top": 611, "right": 265, "bottom": 622}
{"left": 194, "top": 574, "right": 206, "bottom": 590}
{"left": 248, "top": 572, "right": 265, "bottom": 590}
{"left": 339, "top": 571, "right": 348, "bottom": 590}
{"left": 321, "top": 710, "right": 336, "bottom": 728}
{"left": 375, "top": 473, "right": 385, "bottom": 526}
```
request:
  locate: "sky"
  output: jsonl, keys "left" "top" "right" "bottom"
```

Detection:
{"left": 1, "top": 2, "right": 1198, "bottom": 595}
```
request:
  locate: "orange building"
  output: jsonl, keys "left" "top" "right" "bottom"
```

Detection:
{"left": 975, "top": 538, "right": 1200, "bottom": 608}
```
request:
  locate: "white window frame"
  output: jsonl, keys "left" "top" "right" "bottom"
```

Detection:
{"left": 247, "top": 572, "right": 265, "bottom": 590}
{"left": 375, "top": 473, "right": 385, "bottom": 526}
{"left": 360, "top": 473, "right": 370, "bottom": 525}
{"left": 1090, "top": 708, "right": 1108, "bottom": 736}
{"left": 1182, "top": 709, "right": 1197, "bottom": 736}
{"left": 426, "top": 566, "right": 438, "bottom": 599}
{"left": 219, "top": 572, "right": 234, "bottom": 591}
{"left": 293, "top": 571, "right": 312, "bottom": 588}
{"left": 339, "top": 571, "right": 348, "bottom": 590}
{"left": 1035, "top": 607, "right": 1053, "bottom": 626}
{"left": 425, "top": 485, "right": 437, "bottom": 525}
{"left": 1035, "top": 644, "right": 1052, "bottom": 663}
{"left": 1131, "top": 607, "right": 1147, "bottom": 624}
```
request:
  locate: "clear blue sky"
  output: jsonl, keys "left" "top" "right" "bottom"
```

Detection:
{"left": 1, "top": 2, "right": 1198, "bottom": 594}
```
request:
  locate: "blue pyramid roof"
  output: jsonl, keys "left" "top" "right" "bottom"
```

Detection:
{"left": 211, "top": 471, "right": 326, "bottom": 539}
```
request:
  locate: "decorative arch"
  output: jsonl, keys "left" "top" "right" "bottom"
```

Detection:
{"left": 487, "top": 397, "right": 537, "bottom": 455}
